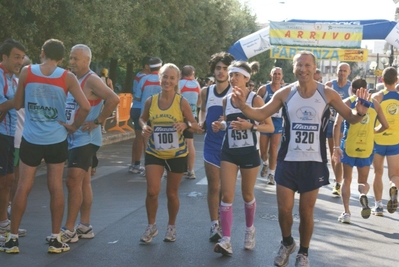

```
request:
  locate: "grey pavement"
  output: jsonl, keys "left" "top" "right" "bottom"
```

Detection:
{"left": 1, "top": 129, "right": 399, "bottom": 267}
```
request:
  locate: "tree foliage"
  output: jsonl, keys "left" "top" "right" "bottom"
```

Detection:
{"left": 0, "top": 0, "right": 279, "bottom": 90}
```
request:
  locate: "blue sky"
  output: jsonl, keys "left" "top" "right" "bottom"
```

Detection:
{"left": 240, "top": 0, "right": 396, "bottom": 24}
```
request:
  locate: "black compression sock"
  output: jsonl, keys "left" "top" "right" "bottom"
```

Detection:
{"left": 282, "top": 235, "right": 293, "bottom": 246}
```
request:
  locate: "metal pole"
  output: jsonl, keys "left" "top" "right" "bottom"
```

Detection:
{"left": 375, "top": 53, "right": 379, "bottom": 88}
{"left": 389, "top": 45, "right": 394, "bottom": 66}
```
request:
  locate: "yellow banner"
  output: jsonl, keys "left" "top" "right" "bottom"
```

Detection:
{"left": 270, "top": 46, "right": 368, "bottom": 62}
{"left": 269, "top": 21, "right": 363, "bottom": 48}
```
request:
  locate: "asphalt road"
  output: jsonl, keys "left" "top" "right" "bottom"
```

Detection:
{"left": 1, "top": 134, "right": 398, "bottom": 267}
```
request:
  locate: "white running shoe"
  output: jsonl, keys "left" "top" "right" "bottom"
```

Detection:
{"left": 274, "top": 240, "right": 296, "bottom": 267}
{"left": 214, "top": 237, "right": 232, "bottom": 255}
{"left": 338, "top": 212, "right": 351, "bottom": 224}
{"left": 163, "top": 225, "right": 176, "bottom": 242}
{"left": 244, "top": 226, "right": 256, "bottom": 250}
{"left": 140, "top": 224, "right": 158, "bottom": 243}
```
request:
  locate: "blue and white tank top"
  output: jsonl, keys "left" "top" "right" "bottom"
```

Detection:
{"left": 132, "top": 71, "right": 146, "bottom": 109}
{"left": 204, "top": 84, "right": 232, "bottom": 153}
{"left": 66, "top": 70, "right": 103, "bottom": 149}
{"left": 329, "top": 80, "right": 351, "bottom": 122}
{"left": 278, "top": 83, "right": 330, "bottom": 162}
{"left": 0, "top": 64, "right": 17, "bottom": 136}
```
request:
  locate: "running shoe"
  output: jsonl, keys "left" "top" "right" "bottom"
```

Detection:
{"left": 163, "top": 225, "right": 176, "bottom": 242}
{"left": 0, "top": 235, "right": 19, "bottom": 254}
{"left": 128, "top": 164, "right": 144, "bottom": 174}
{"left": 295, "top": 253, "right": 310, "bottom": 267}
{"left": 332, "top": 182, "right": 341, "bottom": 196}
{"left": 76, "top": 223, "right": 95, "bottom": 239}
{"left": 209, "top": 222, "right": 222, "bottom": 242}
{"left": 267, "top": 173, "right": 275, "bottom": 185}
{"left": 48, "top": 237, "right": 70, "bottom": 254}
{"left": 214, "top": 237, "right": 232, "bottom": 255}
{"left": 186, "top": 171, "right": 196, "bottom": 180}
{"left": 260, "top": 164, "right": 268, "bottom": 177}
{"left": 60, "top": 227, "right": 79, "bottom": 243}
{"left": 140, "top": 224, "right": 158, "bottom": 243}
{"left": 274, "top": 240, "right": 296, "bottom": 267}
{"left": 244, "top": 227, "right": 256, "bottom": 250}
{"left": 359, "top": 194, "right": 371, "bottom": 219}
{"left": 371, "top": 206, "right": 384, "bottom": 216}
{"left": 0, "top": 220, "right": 27, "bottom": 237}
{"left": 387, "top": 186, "right": 398, "bottom": 213}
{"left": 337, "top": 212, "right": 351, "bottom": 224}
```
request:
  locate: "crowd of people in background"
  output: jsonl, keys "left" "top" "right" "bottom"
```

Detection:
{"left": 1, "top": 37, "right": 399, "bottom": 267}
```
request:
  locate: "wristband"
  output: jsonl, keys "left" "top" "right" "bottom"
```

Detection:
{"left": 220, "top": 120, "right": 227, "bottom": 130}
{"left": 185, "top": 121, "right": 191, "bottom": 129}
{"left": 358, "top": 97, "right": 371, "bottom": 108}
{"left": 356, "top": 111, "right": 366, "bottom": 117}
{"left": 333, "top": 146, "right": 340, "bottom": 149}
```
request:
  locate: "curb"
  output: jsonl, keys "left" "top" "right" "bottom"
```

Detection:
{"left": 102, "top": 130, "right": 135, "bottom": 146}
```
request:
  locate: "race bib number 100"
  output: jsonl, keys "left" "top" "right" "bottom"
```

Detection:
{"left": 153, "top": 125, "right": 179, "bottom": 151}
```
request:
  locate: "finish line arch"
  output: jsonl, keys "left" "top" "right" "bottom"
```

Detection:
{"left": 228, "top": 19, "right": 399, "bottom": 61}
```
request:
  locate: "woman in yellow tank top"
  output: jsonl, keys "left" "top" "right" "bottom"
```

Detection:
{"left": 138, "top": 63, "right": 202, "bottom": 243}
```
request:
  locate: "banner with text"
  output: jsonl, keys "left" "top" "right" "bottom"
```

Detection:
{"left": 270, "top": 46, "right": 368, "bottom": 62}
{"left": 269, "top": 22, "right": 363, "bottom": 48}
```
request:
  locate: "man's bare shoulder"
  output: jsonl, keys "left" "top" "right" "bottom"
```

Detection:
{"left": 325, "top": 80, "right": 333, "bottom": 86}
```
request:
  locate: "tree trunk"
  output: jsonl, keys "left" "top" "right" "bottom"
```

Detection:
{"left": 109, "top": 58, "right": 118, "bottom": 91}
{"left": 124, "top": 62, "right": 134, "bottom": 93}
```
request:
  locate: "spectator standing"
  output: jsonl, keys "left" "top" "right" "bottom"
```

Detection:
{"left": 179, "top": 65, "right": 201, "bottom": 179}
{"left": 58, "top": 44, "right": 119, "bottom": 243}
{"left": 1, "top": 39, "right": 90, "bottom": 254}
{"left": 0, "top": 39, "right": 26, "bottom": 244}
{"left": 129, "top": 56, "right": 151, "bottom": 174}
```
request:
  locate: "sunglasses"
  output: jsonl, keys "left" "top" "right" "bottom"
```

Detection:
{"left": 249, "top": 84, "right": 255, "bottom": 87}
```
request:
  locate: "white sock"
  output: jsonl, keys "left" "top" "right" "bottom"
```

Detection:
{"left": 269, "top": 169, "right": 275, "bottom": 175}
{"left": 0, "top": 220, "right": 10, "bottom": 227}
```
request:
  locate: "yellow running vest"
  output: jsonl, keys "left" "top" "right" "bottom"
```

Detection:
{"left": 344, "top": 96, "right": 377, "bottom": 158}
{"left": 374, "top": 89, "right": 399, "bottom": 145}
{"left": 146, "top": 93, "right": 188, "bottom": 159}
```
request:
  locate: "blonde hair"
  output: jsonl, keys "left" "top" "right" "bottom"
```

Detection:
{"left": 101, "top": 68, "right": 109, "bottom": 77}
{"left": 159, "top": 63, "right": 181, "bottom": 92}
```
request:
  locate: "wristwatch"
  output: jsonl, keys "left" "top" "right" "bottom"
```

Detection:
{"left": 94, "top": 118, "right": 101, "bottom": 125}
{"left": 251, "top": 124, "right": 258, "bottom": 132}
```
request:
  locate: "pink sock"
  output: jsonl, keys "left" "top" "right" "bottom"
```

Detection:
{"left": 220, "top": 202, "right": 233, "bottom": 237}
{"left": 245, "top": 198, "right": 256, "bottom": 228}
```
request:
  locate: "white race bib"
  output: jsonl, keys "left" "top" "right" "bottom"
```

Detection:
{"left": 227, "top": 128, "right": 254, "bottom": 148}
{"left": 289, "top": 128, "right": 319, "bottom": 153}
{"left": 153, "top": 125, "right": 179, "bottom": 151}
{"left": 65, "top": 102, "right": 77, "bottom": 124}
